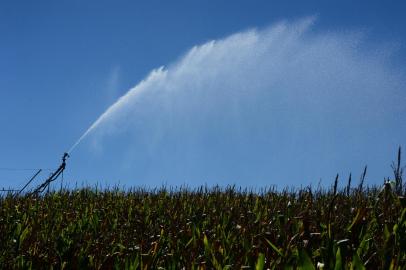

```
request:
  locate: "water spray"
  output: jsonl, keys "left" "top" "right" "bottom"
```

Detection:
{"left": 63, "top": 126, "right": 94, "bottom": 156}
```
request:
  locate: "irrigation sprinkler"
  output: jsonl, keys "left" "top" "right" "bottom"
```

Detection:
{"left": 30, "top": 152, "right": 69, "bottom": 196}
{"left": 0, "top": 153, "right": 70, "bottom": 196}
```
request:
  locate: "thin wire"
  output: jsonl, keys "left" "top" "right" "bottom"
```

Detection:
{"left": 0, "top": 167, "right": 53, "bottom": 171}
{"left": 0, "top": 188, "right": 19, "bottom": 192}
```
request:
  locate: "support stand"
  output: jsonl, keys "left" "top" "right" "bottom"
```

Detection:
{"left": 30, "top": 153, "right": 69, "bottom": 196}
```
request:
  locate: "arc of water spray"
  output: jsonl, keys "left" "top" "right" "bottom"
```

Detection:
{"left": 67, "top": 127, "right": 93, "bottom": 154}
{"left": 67, "top": 103, "right": 119, "bottom": 154}
{"left": 67, "top": 76, "right": 153, "bottom": 154}
{"left": 67, "top": 105, "right": 115, "bottom": 154}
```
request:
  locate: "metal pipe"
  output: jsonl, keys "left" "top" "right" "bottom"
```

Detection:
{"left": 17, "top": 169, "right": 42, "bottom": 196}
{"left": 31, "top": 153, "right": 69, "bottom": 196}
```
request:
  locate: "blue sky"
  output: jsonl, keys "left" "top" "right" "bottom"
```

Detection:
{"left": 1, "top": 0, "right": 406, "bottom": 190}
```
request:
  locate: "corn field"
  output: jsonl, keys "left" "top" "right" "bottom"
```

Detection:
{"left": 0, "top": 150, "right": 405, "bottom": 269}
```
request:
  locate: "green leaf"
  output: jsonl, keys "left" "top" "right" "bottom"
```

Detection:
{"left": 298, "top": 249, "right": 315, "bottom": 270}
{"left": 116, "top": 243, "right": 126, "bottom": 251}
{"left": 265, "top": 238, "right": 283, "bottom": 257}
{"left": 334, "top": 247, "right": 342, "bottom": 270}
{"left": 384, "top": 224, "right": 391, "bottom": 242}
{"left": 19, "top": 226, "right": 30, "bottom": 248}
{"left": 203, "top": 234, "right": 210, "bottom": 252}
{"left": 256, "top": 253, "right": 265, "bottom": 270}
{"left": 350, "top": 252, "right": 365, "bottom": 270}
{"left": 347, "top": 209, "right": 362, "bottom": 232}
{"left": 185, "top": 237, "right": 193, "bottom": 248}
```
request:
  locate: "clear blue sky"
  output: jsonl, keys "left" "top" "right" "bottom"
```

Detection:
{"left": 1, "top": 0, "right": 406, "bottom": 190}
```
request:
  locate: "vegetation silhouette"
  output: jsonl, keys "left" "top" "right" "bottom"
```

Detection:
{"left": 0, "top": 149, "right": 404, "bottom": 269}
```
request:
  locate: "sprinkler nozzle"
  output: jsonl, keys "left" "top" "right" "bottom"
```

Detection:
{"left": 62, "top": 152, "right": 70, "bottom": 162}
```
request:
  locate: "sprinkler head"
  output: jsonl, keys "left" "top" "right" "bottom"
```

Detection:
{"left": 62, "top": 152, "right": 70, "bottom": 162}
